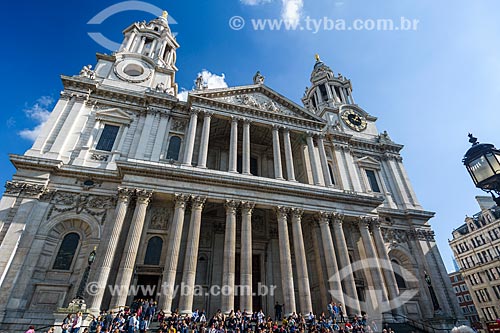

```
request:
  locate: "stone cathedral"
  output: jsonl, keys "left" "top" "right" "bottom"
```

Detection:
{"left": 0, "top": 12, "right": 461, "bottom": 332}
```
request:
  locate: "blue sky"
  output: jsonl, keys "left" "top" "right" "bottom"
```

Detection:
{"left": 2, "top": 0, "right": 500, "bottom": 272}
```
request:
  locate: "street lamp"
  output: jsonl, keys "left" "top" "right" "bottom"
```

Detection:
{"left": 75, "top": 247, "right": 97, "bottom": 300}
{"left": 463, "top": 134, "right": 500, "bottom": 205}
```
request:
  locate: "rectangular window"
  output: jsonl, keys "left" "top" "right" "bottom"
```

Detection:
{"left": 96, "top": 124, "right": 120, "bottom": 152}
{"left": 319, "top": 84, "right": 329, "bottom": 101}
{"left": 365, "top": 169, "right": 381, "bottom": 193}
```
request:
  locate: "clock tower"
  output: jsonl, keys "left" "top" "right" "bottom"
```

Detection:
{"left": 302, "top": 55, "right": 377, "bottom": 138}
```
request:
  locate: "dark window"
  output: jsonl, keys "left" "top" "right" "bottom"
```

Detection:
{"left": 144, "top": 237, "right": 163, "bottom": 265}
{"left": 328, "top": 164, "right": 335, "bottom": 185}
{"left": 319, "top": 84, "right": 328, "bottom": 101}
{"left": 166, "top": 136, "right": 182, "bottom": 160}
{"left": 237, "top": 156, "right": 259, "bottom": 176}
{"left": 365, "top": 169, "right": 381, "bottom": 193}
{"left": 53, "top": 233, "right": 80, "bottom": 270}
{"left": 311, "top": 97, "right": 317, "bottom": 109}
{"left": 391, "top": 259, "right": 407, "bottom": 289}
{"left": 96, "top": 124, "right": 120, "bottom": 151}
{"left": 334, "top": 87, "right": 343, "bottom": 102}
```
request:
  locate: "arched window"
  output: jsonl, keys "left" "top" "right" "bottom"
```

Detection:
{"left": 144, "top": 237, "right": 163, "bottom": 265}
{"left": 166, "top": 136, "right": 181, "bottom": 160}
{"left": 53, "top": 233, "right": 80, "bottom": 270}
{"left": 391, "top": 259, "right": 407, "bottom": 289}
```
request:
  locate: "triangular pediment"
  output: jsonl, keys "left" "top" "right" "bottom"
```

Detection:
{"left": 355, "top": 156, "right": 381, "bottom": 169}
{"left": 95, "top": 108, "right": 133, "bottom": 124}
{"left": 190, "top": 85, "right": 325, "bottom": 123}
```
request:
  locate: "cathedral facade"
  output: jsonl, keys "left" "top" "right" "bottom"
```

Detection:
{"left": 0, "top": 12, "right": 461, "bottom": 332}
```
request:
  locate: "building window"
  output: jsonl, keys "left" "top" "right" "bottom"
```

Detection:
{"left": 328, "top": 164, "right": 336, "bottom": 185}
{"left": 52, "top": 233, "right": 80, "bottom": 270}
{"left": 319, "top": 84, "right": 329, "bottom": 101}
{"left": 365, "top": 169, "right": 381, "bottom": 193}
{"left": 144, "top": 237, "right": 163, "bottom": 265}
{"left": 391, "top": 259, "right": 407, "bottom": 289}
{"left": 166, "top": 136, "right": 182, "bottom": 160}
{"left": 96, "top": 124, "right": 120, "bottom": 151}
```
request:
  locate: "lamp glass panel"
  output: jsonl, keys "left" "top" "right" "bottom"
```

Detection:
{"left": 470, "top": 156, "right": 494, "bottom": 183}
{"left": 486, "top": 152, "right": 500, "bottom": 175}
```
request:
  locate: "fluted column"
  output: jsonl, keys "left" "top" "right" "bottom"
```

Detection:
{"left": 291, "top": 208, "right": 313, "bottom": 314}
{"left": 182, "top": 109, "right": 199, "bottom": 166}
{"left": 372, "top": 219, "right": 404, "bottom": 317}
{"left": 125, "top": 32, "right": 136, "bottom": 51}
{"left": 276, "top": 206, "right": 296, "bottom": 315}
{"left": 317, "top": 212, "right": 344, "bottom": 305}
{"left": 283, "top": 129, "right": 296, "bottom": 181}
{"left": 110, "top": 189, "right": 153, "bottom": 309}
{"left": 197, "top": 112, "right": 213, "bottom": 168}
{"left": 88, "top": 188, "right": 134, "bottom": 311}
{"left": 159, "top": 194, "right": 190, "bottom": 314}
{"left": 228, "top": 117, "right": 239, "bottom": 173}
{"left": 331, "top": 213, "right": 360, "bottom": 313}
{"left": 221, "top": 200, "right": 239, "bottom": 313}
{"left": 240, "top": 202, "right": 255, "bottom": 313}
{"left": 242, "top": 119, "right": 251, "bottom": 175}
{"left": 358, "top": 217, "right": 389, "bottom": 314}
{"left": 178, "top": 196, "right": 206, "bottom": 315}
{"left": 317, "top": 135, "right": 333, "bottom": 187}
{"left": 136, "top": 36, "right": 146, "bottom": 53}
{"left": 306, "top": 134, "right": 321, "bottom": 185}
{"left": 272, "top": 125, "right": 284, "bottom": 180}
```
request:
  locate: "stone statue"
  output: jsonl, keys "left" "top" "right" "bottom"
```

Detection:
{"left": 79, "top": 65, "right": 95, "bottom": 80}
{"left": 195, "top": 74, "right": 204, "bottom": 90}
{"left": 155, "top": 82, "right": 166, "bottom": 92}
{"left": 253, "top": 71, "right": 265, "bottom": 85}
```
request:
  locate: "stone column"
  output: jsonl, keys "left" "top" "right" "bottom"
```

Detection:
{"left": 242, "top": 119, "right": 251, "bottom": 175}
{"left": 197, "top": 112, "right": 213, "bottom": 168}
{"left": 331, "top": 213, "right": 360, "bottom": 314}
{"left": 371, "top": 219, "right": 403, "bottom": 317}
{"left": 283, "top": 128, "right": 296, "bottom": 181}
{"left": 125, "top": 31, "right": 136, "bottom": 51}
{"left": 88, "top": 188, "right": 134, "bottom": 311}
{"left": 290, "top": 208, "right": 313, "bottom": 314}
{"left": 317, "top": 212, "right": 344, "bottom": 305}
{"left": 306, "top": 134, "right": 322, "bottom": 185}
{"left": 228, "top": 117, "right": 239, "bottom": 173}
{"left": 136, "top": 36, "right": 146, "bottom": 53}
{"left": 240, "top": 202, "right": 255, "bottom": 313}
{"left": 358, "top": 217, "right": 389, "bottom": 315}
{"left": 182, "top": 109, "right": 199, "bottom": 166}
{"left": 272, "top": 125, "right": 284, "bottom": 180}
{"left": 109, "top": 189, "right": 153, "bottom": 309}
{"left": 158, "top": 194, "right": 189, "bottom": 314}
{"left": 276, "top": 206, "right": 296, "bottom": 315}
{"left": 221, "top": 200, "right": 239, "bottom": 313}
{"left": 317, "top": 135, "right": 333, "bottom": 187}
{"left": 178, "top": 196, "right": 206, "bottom": 315}
{"left": 148, "top": 39, "right": 158, "bottom": 57}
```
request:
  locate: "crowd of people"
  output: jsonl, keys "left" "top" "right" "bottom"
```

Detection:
{"left": 47, "top": 299, "right": 387, "bottom": 333}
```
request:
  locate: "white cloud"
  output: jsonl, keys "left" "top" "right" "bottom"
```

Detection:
{"left": 18, "top": 96, "right": 54, "bottom": 142}
{"left": 281, "top": 0, "right": 303, "bottom": 24}
{"left": 177, "top": 70, "right": 228, "bottom": 101}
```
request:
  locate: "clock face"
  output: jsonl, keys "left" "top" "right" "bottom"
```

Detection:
{"left": 341, "top": 109, "right": 367, "bottom": 132}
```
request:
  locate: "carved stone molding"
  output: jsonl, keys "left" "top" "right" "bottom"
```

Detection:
{"left": 290, "top": 208, "right": 304, "bottom": 220}
{"left": 170, "top": 119, "right": 187, "bottom": 132}
{"left": 224, "top": 199, "right": 239, "bottom": 214}
{"left": 316, "top": 211, "right": 331, "bottom": 224}
{"left": 47, "top": 191, "right": 117, "bottom": 224}
{"left": 117, "top": 187, "right": 134, "bottom": 203}
{"left": 136, "top": 189, "right": 153, "bottom": 205}
{"left": 90, "top": 153, "right": 109, "bottom": 162}
{"left": 173, "top": 193, "right": 189, "bottom": 209}
{"left": 4, "top": 181, "right": 47, "bottom": 198}
{"left": 331, "top": 212, "right": 345, "bottom": 223}
{"left": 191, "top": 195, "right": 207, "bottom": 210}
{"left": 411, "top": 228, "right": 436, "bottom": 241}
{"left": 241, "top": 201, "right": 255, "bottom": 214}
{"left": 275, "top": 206, "right": 289, "bottom": 220}
{"left": 149, "top": 207, "right": 170, "bottom": 230}
{"left": 381, "top": 227, "right": 409, "bottom": 246}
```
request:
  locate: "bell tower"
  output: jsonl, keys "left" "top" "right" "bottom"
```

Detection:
{"left": 302, "top": 55, "right": 356, "bottom": 117}
{"left": 92, "top": 10, "right": 179, "bottom": 96}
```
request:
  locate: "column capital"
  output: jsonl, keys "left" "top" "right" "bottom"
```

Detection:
{"left": 135, "top": 189, "right": 153, "bottom": 205}
{"left": 191, "top": 195, "right": 207, "bottom": 210}
{"left": 241, "top": 201, "right": 255, "bottom": 213}
{"left": 189, "top": 108, "right": 201, "bottom": 116}
{"left": 290, "top": 208, "right": 304, "bottom": 221}
{"left": 306, "top": 131, "right": 316, "bottom": 138}
{"left": 202, "top": 110, "right": 215, "bottom": 118}
{"left": 117, "top": 187, "right": 134, "bottom": 203}
{"left": 358, "top": 216, "right": 378, "bottom": 229}
{"left": 230, "top": 115, "right": 240, "bottom": 123}
{"left": 272, "top": 124, "right": 282, "bottom": 131}
{"left": 174, "top": 193, "right": 190, "bottom": 208}
{"left": 275, "top": 206, "right": 289, "bottom": 219}
{"left": 316, "top": 211, "right": 331, "bottom": 224}
{"left": 331, "top": 212, "right": 345, "bottom": 224}
{"left": 317, "top": 133, "right": 326, "bottom": 140}
{"left": 242, "top": 118, "right": 252, "bottom": 125}
{"left": 224, "top": 199, "right": 240, "bottom": 214}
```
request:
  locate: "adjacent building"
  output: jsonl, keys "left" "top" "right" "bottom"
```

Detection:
{"left": 448, "top": 270, "right": 481, "bottom": 328}
{"left": 450, "top": 196, "right": 500, "bottom": 333}
{"left": 0, "top": 11, "right": 462, "bottom": 332}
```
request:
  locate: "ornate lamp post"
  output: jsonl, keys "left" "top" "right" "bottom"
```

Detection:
{"left": 463, "top": 134, "right": 500, "bottom": 205}
{"left": 75, "top": 247, "right": 97, "bottom": 300}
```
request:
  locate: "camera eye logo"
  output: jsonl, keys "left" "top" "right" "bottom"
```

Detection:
{"left": 87, "top": 1, "right": 178, "bottom": 52}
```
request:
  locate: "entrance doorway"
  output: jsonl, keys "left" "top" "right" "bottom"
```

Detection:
{"left": 134, "top": 274, "right": 160, "bottom": 302}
